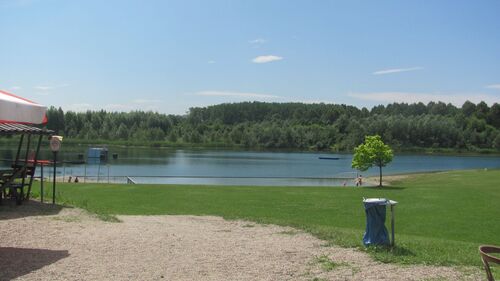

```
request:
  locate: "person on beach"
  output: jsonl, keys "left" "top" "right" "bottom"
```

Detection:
{"left": 355, "top": 175, "right": 363, "bottom": 186}
{"left": 68, "top": 176, "right": 72, "bottom": 183}
{"left": 74, "top": 177, "right": 79, "bottom": 183}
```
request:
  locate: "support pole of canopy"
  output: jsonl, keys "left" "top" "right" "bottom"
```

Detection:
{"left": 15, "top": 134, "right": 24, "bottom": 167}
{"left": 18, "top": 134, "right": 31, "bottom": 203}
{"left": 26, "top": 134, "right": 43, "bottom": 200}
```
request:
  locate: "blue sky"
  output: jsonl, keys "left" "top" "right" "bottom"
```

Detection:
{"left": 1, "top": 0, "right": 499, "bottom": 114}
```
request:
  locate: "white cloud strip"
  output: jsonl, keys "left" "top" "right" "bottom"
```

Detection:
{"left": 249, "top": 38, "right": 266, "bottom": 44}
{"left": 485, "top": 84, "right": 500, "bottom": 89}
{"left": 195, "top": 90, "right": 280, "bottom": 99}
{"left": 252, "top": 55, "right": 283, "bottom": 64}
{"left": 349, "top": 92, "right": 499, "bottom": 106}
{"left": 372, "top": 67, "right": 423, "bottom": 75}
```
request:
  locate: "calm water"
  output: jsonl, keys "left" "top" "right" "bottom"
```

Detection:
{"left": 1, "top": 146, "right": 499, "bottom": 186}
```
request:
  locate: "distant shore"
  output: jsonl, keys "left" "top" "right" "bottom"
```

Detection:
{"left": 2, "top": 138, "right": 499, "bottom": 156}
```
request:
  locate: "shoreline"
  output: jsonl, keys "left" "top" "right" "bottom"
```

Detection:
{"left": 34, "top": 168, "right": 498, "bottom": 187}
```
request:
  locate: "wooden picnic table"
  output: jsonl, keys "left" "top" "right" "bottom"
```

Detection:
{"left": 0, "top": 166, "right": 28, "bottom": 205}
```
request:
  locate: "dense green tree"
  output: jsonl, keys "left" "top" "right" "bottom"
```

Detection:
{"left": 43, "top": 100, "right": 499, "bottom": 151}
{"left": 352, "top": 135, "right": 394, "bottom": 187}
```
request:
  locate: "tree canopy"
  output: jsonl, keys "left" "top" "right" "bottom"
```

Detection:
{"left": 352, "top": 135, "right": 394, "bottom": 187}
{"left": 43, "top": 100, "right": 500, "bottom": 152}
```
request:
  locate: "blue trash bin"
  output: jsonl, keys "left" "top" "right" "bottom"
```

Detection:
{"left": 362, "top": 198, "right": 397, "bottom": 246}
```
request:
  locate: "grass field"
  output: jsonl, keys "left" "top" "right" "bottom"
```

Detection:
{"left": 31, "top": 169, "right": 500, "bottom": 267}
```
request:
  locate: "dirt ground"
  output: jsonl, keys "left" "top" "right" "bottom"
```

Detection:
{"left": 0, "top": 201, "right": 482, "bottom": 281}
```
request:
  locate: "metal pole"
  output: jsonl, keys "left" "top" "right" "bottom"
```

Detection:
{"left": 84, "top": 163, "right": 87, "bottom": 183}
{"left": 14, "top": 134, "right": 24, "bottom": 167}
{"left": 52, "top": 151, "right": 57, "bottom": 204}
{"left": 19, "top": 134, "right": 32, "bottom": 202}
{"left": 391, "top": 204, "right": 395, "bottom": 247}
{"left": 97, "top": 162, "right": 101, "bottom": 183}
{"left": 27, "top": 134, "right": 43, "bottom": 200}
{"left": 107, "top": 164, "right": 110, "bottom": 183}
{"left": 40, "top": 164, "right": 44, "bottom": 203}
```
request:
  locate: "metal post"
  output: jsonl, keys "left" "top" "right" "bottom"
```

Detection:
{"left": 26, "top": 134, "right": 43, "bottom": 200}
{"left": 14, "top": 134, "right": 24, "bottom": 167}
{"left": 40, "top": 164, "right": 44, "bottom": 203}
{"left": 18, "top": 134, "right": 32, "bottom": 203}
{"left": 390, "top": 204, "right": 395, "bottom": 247}
{"left": 97, "top": 163, "right": 101, "bottom": 183}
{"left": 52, "top": 151, "right": 57, "bottom": 204}
{"left": 107, "top": 164, "right": 110, "bottom": 183}
{"left": 84, "top": 163, "right": 87, "bottom": 183}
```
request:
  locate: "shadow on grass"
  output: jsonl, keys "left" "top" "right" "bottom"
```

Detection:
{"left": 366, "top": 245, "right": 416, "bottom": 256}
{"left": 361, "top": 185, "right": 406, "bottom": 190}
{"left": 0, "top": 247, "right": 69, "bottom": 280}
{"left": 0, "top": 200, "right": 64, "bottom": 221}
{"left": 364, "top": 245, "right": 417, "bottom": 263}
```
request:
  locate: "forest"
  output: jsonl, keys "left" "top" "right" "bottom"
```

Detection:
{"left": 44, "top": 101, "right": 500, "bottom": 152}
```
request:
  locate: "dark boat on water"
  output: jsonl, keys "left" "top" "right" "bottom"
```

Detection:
{"left": 318, "top": 157, "right": 340, "bottom": 160}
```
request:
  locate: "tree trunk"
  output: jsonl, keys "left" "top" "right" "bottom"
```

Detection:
{"left": 379, "top": 165, "right": 383, "bottom": 187}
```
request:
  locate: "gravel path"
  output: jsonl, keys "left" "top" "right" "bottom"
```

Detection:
{"left": 0, "top": 202, "right": 482, "bottom": 281}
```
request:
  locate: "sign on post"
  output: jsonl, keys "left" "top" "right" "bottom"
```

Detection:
{"left": 50, "top": 136, "right": 63, "bottom": 204}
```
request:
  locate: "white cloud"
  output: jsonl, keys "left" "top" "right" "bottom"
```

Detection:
{"left": 249, "top": 38, "right": 266, "bottom": 44}
{"left": 372, "top": 67, "right": 423, "bottom": 75}
{"left": 485, "top": 84, "right": 500, "bottom": 90}
{"left": 34, "top": 83, "right": 69, "bottom": 91}
{"left": 348, "top": 92, "right": 499, "bottom": 106}
{"left": 10, "top": 86, "right": 21, "bottom": 90}
{"left": 252, "top": 55, "right": 283, "bottom": 64}
{"left": 207, "top": 60, "right": 216, "bottom": 64}
{"left": 195, "top": 90, "right": 280, "bottom": 99}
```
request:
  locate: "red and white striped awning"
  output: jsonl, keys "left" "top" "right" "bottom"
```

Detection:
{"left": 0, "top": 90, "right": 48, "bottom": 125}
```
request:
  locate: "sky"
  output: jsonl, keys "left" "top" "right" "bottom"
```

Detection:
{"left": 1, "top": 0, "right": 500, "bottom": 115}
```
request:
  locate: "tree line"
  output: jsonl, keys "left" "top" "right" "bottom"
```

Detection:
{"left": 45, "top": 100, "right": 500, "bottom": 152}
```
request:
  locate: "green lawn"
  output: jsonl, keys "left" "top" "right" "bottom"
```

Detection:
{"left": 31, "top": 169, "right": 500, "bottom": 266}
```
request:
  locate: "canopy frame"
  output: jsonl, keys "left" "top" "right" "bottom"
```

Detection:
{"left": 0, "top": 123, "right": 53, "bottom": 204}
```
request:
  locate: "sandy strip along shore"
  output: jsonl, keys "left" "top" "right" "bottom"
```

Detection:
{"left": 0, "top": 201, "right": 481, "bottom": 281}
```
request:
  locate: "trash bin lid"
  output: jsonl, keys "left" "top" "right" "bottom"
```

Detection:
{"left": 363, "top": 198, "right": 387, "bottom": 204}
{"left": 363, "top": 198, "right": 398, "bottom": 205}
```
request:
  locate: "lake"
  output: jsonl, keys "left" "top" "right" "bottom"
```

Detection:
{"left": 1, "top": 146, "right": 499, "bottom": 186}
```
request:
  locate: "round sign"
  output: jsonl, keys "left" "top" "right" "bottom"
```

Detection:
{"left": 50, "top": 137, "right": 62, "bottom": 152}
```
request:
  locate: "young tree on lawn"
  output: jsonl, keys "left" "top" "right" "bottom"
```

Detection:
{"left": 352, "top": 135, "right": 393, "bottom": 187}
